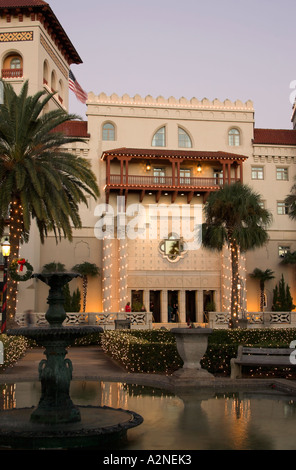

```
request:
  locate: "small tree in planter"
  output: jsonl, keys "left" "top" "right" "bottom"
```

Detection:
{"left": 72, "top": 262, "right": 100, "bottom": 312}
{"left": 249, "top": 268, "right": 275, "bottom": 312}
{"left": 272, "top": 275, "right": 295, "bottom": 311}
{"left": 42, "top": 262, "right": 81, "bottom": 312}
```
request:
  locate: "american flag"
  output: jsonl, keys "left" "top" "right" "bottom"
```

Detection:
{"left": 69, "top": 70, "right": 88, "bottom": 104}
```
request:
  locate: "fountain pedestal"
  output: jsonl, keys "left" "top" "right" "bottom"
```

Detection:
{"left": 171, "top": 328, "right": 214, "bottom": 381}
{"left": 1, "top": 272, "right": 143, "bottom": 448}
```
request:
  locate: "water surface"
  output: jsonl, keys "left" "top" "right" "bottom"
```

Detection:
{"left": 1, "top": 381, "right": 296, "bottom": 450}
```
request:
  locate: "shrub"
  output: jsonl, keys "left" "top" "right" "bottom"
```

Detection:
{"left": 0, "top": 334, "right": 29, "bottom": 371}
{"left": 101, "top": 328, "right": 296, "bottom": 377}
{"left": 101, "top": 330, "right": 182, "bottom": 374}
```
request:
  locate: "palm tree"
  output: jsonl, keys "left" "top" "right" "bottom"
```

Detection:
{"left": 0, "top": 81, "right": 99, "bottom": 323}
{"left": 284, "top": 176, "right": 296, "bottom": 220}
{"left": 71, "top": 262, "right": 100, "bottom": 312}
{"left": 42, "top": 262, "right": 66, "bottom": 273}
{"left": 202, "top": 183, "right": 272, "bottom": 328}
{"left": 249, "top": 268, "right": 275, "bottom": 312}
{"left": 281, "top": 250, "right": 296, "bottom": 265}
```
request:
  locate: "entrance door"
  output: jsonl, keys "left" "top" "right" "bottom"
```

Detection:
{"left": 203, "top": 290, "right": 215, "bottom": 322}
{"left": 131, "top": 290, "right": 143, "bottom": 311}
{"left": 168, "top": 290, "right": 179, "bottom": 322}
{"left": 150, "top": 291, "right": 161, "bottom": 323}
{"left": 186, "top": 291, "right": 196, "bottom": 323}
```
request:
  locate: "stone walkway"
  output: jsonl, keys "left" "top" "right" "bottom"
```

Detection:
{"left": 1, "top": 345, "right": 296, "bottom": 395}
{"left": 0, "top": 346, "right": 127, "bottom": 382}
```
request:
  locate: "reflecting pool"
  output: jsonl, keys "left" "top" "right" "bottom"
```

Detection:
{"left": 1, "top": 381, "right": 296, "bottom": 450}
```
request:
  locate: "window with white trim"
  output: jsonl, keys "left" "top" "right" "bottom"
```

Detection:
{"left": 228, "top": 128, "right": 240, "bottom": 146}
{"left": 276, "top": 167, "right": 288, "bottom": 181}
{"left": 178, "top": 127, "right": 192, "bottom": 148}
{"left": 152, "top": 127, "right": 166, "bottom": 147}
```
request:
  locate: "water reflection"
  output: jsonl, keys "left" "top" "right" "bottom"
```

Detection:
{"left": 1, "top": 382, "right": 296, "bottom": 450}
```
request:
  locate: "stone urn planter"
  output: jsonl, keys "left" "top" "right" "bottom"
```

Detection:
{"left": 171, "top": 327, "right": 214, "bottom": 381}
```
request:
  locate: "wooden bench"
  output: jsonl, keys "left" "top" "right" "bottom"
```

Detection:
{"left": 230, "top": 346, "right": 295, "bottom": 379}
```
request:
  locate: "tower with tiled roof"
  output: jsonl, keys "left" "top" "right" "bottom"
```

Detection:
{"left": 0, "top": 0, "right": 82, "bottom": 111}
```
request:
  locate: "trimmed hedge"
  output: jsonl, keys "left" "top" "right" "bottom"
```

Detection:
{"left": 101, "top": 328, "right": 296, "bottom": 377}
{"left": 0, "top": 334, "right": 29, "bottom": 372}
{"left": 101, "top": 330, "right": 182, "bottom": 374}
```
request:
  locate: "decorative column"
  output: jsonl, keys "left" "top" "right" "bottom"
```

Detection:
{"left": 143, "top": 290, "right": 150, "bottom": 313}
{"left": 102, "top": 226, "right": 114, "bottom": 313}
{"left": 179, "top": 290, "right": 186, "bottom": 323}
{"left": 117, "top": 225, "right": 128, "bottom": 312}
{"left": 161, "top": 290, "right": 168, "bottom": 323}
{"left": 197, "top": 289, "right": 204, "bottom": 323}
{"left": 227, "top": 162, "right": 231, "bottom": 184}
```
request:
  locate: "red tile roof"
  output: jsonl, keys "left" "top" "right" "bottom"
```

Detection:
{"left": 0, "top": 0, "right": 47, "bottom": 6}
{"left": 102, "top": 147, "right": 248, "bottom": 161}
{"left": 55, "top": 121, "right": 89, "bottom": 138}
{"left": 0, "top": 0, "right": 82, "bottom": 65}
{"left": 253, "top": 128, "right": 296, "bottom": 145}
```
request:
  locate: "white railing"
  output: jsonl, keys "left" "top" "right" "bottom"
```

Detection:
{"left": 15, "top": 311, "right": 153, "bottom": 330}
{"left": 209, "top": 311, "right": 296, "bottom": 328}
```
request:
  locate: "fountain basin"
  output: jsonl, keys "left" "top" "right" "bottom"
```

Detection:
{"left": 3, "top": 271, "right": 144, "bottom": 447}
{"left": 0, "top": 405, "right": 143, "bottom": 449}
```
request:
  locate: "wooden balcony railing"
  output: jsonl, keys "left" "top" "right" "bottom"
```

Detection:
{"left": 2, "top": 69, "right": 23, "bottom": 79}
{"left": 109, "top": 174, "right": 239, "bottom": 188}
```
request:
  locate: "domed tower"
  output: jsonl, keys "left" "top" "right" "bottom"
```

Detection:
{"left": 0, "top": 0, "right": 82, "bottom": 111}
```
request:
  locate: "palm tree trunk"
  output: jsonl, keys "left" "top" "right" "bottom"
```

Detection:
{"left": 82, "top": 275, "right": 88, "bottom": 313}
{"left": 7, "top": 196, "right": 22, "bottom": 327}
{"left": 260, "top": 280, "right": 265, "bottom": 312}
{"left": 230, "top": 240, "right": 239, "bottom": 328}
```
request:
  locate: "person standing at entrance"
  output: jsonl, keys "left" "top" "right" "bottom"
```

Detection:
{"left": 125, "top": 302, "right": 131, "bottom": 312}
{"left": 168, "top": 305, "right": 173, "bottom": 322}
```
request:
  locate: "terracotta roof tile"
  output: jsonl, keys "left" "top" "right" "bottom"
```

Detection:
{"left": 253, "top": 128, "right": 296, "bottom": 145}
{"left": 0, "top": 0, "right": 47, "bottom": 6}
{"left": 0, "top": 0, "right": 82, "bottom": 65}
{"left": 102, "top": 147, "right": 248, "bottom": 161}
{"left": 55, "top": 121, "right": 89, "bottom": 138}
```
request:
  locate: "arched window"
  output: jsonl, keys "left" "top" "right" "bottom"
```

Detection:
{"left": 43, "top": 60, "right": 49, "bottom": 85}
{"left": 152, "top": 126, "right": 166, "bottom": 147}
{"left": 58, "top": 79, "right": 64, "bottom": 104}
{"left": 51, "top": 70, "right": 57, "bottom": 92}
{"left": 2, "top": 53, "right": 23, "bottom": 78}
{"left": 102, "top": 122, "right": 115, "bottom": 141}
{"left": 178, "top": 127, "right": 192, "bottom": 148}
{"left": 228, "top": 128, "right": 240, "bottom": 146}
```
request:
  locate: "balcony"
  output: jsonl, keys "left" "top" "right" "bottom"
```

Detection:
{"left": 109, "top": 174, "right": 236, "bottom": 188}
{"left": 2, "top": 69, "right": 23, "bottom": 79}
{"left": 102, "top": 147, "right": 247, "bottom": 203}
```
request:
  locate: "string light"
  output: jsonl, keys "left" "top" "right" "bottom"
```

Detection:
{"left": 7, "top": 199, "right": 24, "bottom": 320}
{"left": 102, "top": 229, "right": 114, "bottom": 313}
{"left": 221, "top": 242, "right": 247, "bottom": 317}
{"left": 118, "top": 229, "right": 128, "bottom": 311}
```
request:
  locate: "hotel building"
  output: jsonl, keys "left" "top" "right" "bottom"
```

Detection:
{"left": 0, "top": 1, "right": 295, "bottom": 324}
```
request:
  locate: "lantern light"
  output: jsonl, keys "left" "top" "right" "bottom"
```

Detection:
{"left": 1, "top": 238, "right": 10, "bottom": 258}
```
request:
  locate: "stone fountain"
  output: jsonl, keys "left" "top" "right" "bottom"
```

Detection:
{"left": 0, "top": 272, "right": 143, "bottom": 449}
{"left": 171, "top": 327, "right": 214, "bottom": 382}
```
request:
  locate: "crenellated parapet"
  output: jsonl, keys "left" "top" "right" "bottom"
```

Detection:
{"left": 88, "top": 91, "right": 253, "bottom": 111}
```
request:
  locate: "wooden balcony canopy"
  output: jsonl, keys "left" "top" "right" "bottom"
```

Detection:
{"left": 102, "top": 147, "right": 248, "bottom": 203}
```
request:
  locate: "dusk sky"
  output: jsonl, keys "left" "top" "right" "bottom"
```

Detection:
{"left": 49, "top": 0, "right": 295, "bottom": 129}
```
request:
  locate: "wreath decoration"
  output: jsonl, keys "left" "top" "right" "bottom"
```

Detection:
{"left": 9, "top": 259, "right": 34, "bottom": 282}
